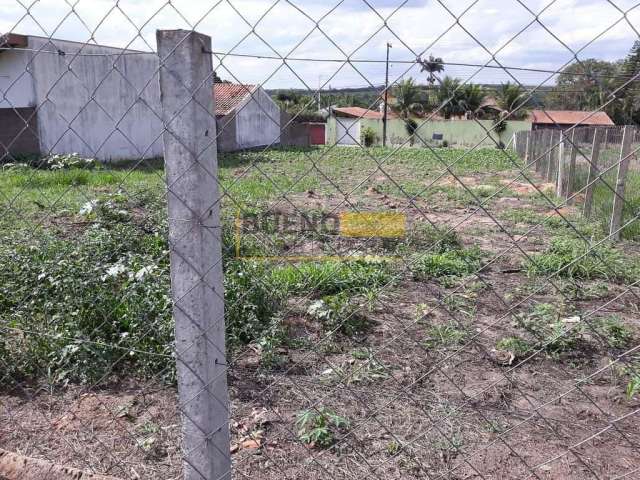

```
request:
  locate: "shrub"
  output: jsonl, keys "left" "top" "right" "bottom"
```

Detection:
{"left": 496, "top": 337, "right": 532, "bottom": 357}
{"left": 0, "top": 197, "right": 283, "bottom": 384}
{"left": 0, "top": 222, "right": 173, "bottom": 384}
{"left": 361, "top": 127, "right": 377, "bottom": 147}
{"left": 307, "top": 292, "right": 368, "bottom": 336}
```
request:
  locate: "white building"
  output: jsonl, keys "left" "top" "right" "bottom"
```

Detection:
{"left": 0, "top": 33, "right": 163, "bottom": 162}
{"left": 214, "top": 83, "right": 281, "bottom": 152}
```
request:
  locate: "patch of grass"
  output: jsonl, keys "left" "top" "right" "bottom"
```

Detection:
{"left": 425, "top": 323, "right": 467, "bottom": 348}
{"left": 526, "top": 236, "right": 638, "bottom": 282}
{"left": 514, "top": 304, "right": 633, "bottom": 357}
{"left": 573, "top": 164, "right": 640, "bottom": 240}
{"left": 268, "top": 258, "right": 391, "bottom": 296}
{"left": 412, "top": 247, "right": 483, "bottom": 286}
{"left": 515, "top": 303, "right": 583, "bottom": 355}
{"left": 400, "top": 222, "right": 462, "bottom": 253}
{"left": 296, "top": 407, "right": 349, "bottom": 449}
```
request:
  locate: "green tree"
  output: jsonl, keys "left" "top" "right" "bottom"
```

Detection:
{"left": 418, "top": 54, "right": 445, "bottom": 85}
{"left": 393, "top": 77, "right": 423, "bottom": 118}
{"left": 495, "top": 83, "right": 531, "bottom": 119}
{"left": 616, "top": 41, "right": 640, "bottom": 124}
{"left": 545, "top": 59, "right": 620, "bottom": 121}
{"left": 459, "top": 84, "right": 486, "bottom": 118}
{"left": 436, "top": 77, "right": 465, "bottom": 119}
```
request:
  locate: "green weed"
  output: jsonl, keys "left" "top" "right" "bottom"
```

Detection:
{"left": 296, "top": 407, "right": 349, "bottom": 449}
{"left": 412, "top": 247, "right": 483, "bottom": 285}
{"left": 526, "top": 237, "right": 637, "bottom": 282}
{"left": 425, "top": 323, "right": 467, "bottom": 348}
{"left": 496, "top": 337, "right": 532, "bottom": 357}
{"left": 268, "top": 259, "right": 391, "bottom": 296}
{"left": 307, "top": 292, "right": 368, "bottom": 336}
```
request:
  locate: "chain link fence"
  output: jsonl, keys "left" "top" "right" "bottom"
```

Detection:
{"left": 2, "top": 1, "right": 640, "bottom": 480}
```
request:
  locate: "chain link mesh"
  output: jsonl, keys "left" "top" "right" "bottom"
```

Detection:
{"left": 2, "top": 1, "right": 640, "bottom": 479}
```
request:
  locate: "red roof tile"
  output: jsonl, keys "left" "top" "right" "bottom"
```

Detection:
{"left": 214, "top": 83, "right": 255, "bottom": 116}
{"left": 530, "top": 110, "right": 614, "bottom": 126}
{"left": 332, "top": 106, "right": 398, "bottom": 120}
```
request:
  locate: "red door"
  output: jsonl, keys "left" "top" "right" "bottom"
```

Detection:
{"left": 309, "top": 124, "right": 325, "bottom": 145}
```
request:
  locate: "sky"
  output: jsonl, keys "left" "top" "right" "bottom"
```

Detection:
{"left": 2, "top": 0, "right": 640, "bottom": 91}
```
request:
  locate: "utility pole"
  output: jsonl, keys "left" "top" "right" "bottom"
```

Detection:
{"left": 382, "top": 42, "right": 392, "bottom": 147}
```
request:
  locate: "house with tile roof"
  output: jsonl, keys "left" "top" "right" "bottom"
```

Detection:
{"left": 529, "top": 110, "right": 615, "bottom": 129}
{"left": 214, "top": 83, "right": 281, "bottom": 152}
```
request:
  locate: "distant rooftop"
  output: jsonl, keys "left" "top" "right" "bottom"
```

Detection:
{"left": 332, "top": 106, "right": 398, "bottom": 120}
{"left": 530, "top": 110, "right": 614, "bottom": 126}
{"left": 214, "top": 83, "right": 256, "bottom": 116}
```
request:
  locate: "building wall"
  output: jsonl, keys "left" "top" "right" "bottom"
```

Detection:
{"left": 0, "top": 49, "right": 36, "bottom": 108}
{"left": 26, "top": 36, "right": 163, "bottom": 161}
{"left": 235, "top": 87, "right": 280, "bottom": 149}
{"left": 327, "top": 116, "right": 531, "bottom": 148}
{"left": 216, "top": 114, "right": 238, "bottom": 152}
{"left": 280, "top": 111, "right": 309, "bottom": 147}
{"left": 0, "top": 107, "right": 40, "bottom": 159}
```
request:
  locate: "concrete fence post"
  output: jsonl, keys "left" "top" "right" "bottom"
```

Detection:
{"left": 556, "top": 131, "right": 566, "bottom": 197}
{"left": 583, "top": 128, "right": 603, "bottom": 219}
{"left": 610, "top": 125, "right": 635, "bottom": 241}
{"left": 566, "top": 129, "right": 578, "bottom": 201}
{"left": 546, "top": 130, "right": 556, "bottom": 182}
{"left": 157, "top": 29, "right": 231, "bottom": 480}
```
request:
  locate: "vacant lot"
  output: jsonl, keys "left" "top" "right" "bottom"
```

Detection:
{"left": 1, "top": 146, "right": 640, "bottom": 479}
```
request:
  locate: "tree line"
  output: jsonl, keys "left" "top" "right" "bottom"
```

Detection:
{"left": 267, "top": 41, "right": 640, "bottom": 125}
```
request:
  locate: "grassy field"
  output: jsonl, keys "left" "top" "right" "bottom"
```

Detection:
{"left": 2, "top": 146, "right": 640, "bottom": 479}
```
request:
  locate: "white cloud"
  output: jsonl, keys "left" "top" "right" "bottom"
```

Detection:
{"left": 2, "top": 0, "right": 640, "bottom": 89}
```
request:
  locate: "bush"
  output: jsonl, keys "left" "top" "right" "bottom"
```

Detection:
{"left": 361, "top": 127, "right": 377, "bottom": 147}
{"left": 307, "top": 292, "right": 368, "bottom": 336}
{"left": 0, "top": 222, "right": 173, "bottom": 384}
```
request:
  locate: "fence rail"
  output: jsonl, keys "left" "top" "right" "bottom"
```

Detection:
{"left": 2, "top": 2, "right": 640, "bottom": 480}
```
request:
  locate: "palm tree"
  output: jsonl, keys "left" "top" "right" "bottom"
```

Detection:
{"left": 418, "top": 54, "right": 445, "bottom": 85}
{"left": 459, "top": 84, "right": 486, "bottom": 118}
{"left": 436, "top": 76, "right": 465, "bottom": 119}
{"left": 495, "top": 83, "right": 530, "bottom": 119}
{"left": 392, "top": 77, "right": 423, "bottom": 118}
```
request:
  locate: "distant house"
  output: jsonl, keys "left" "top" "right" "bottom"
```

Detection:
{"left": 530, "top": 110, "right": 614, "bottom": 130}
{"left": 214, "top": 83, "right": 281, "bottom": 152}
{"left": 330, "top": 106, "right": 398, "bottom": 145}
{"left": 0, "top": 33, "right": 163, "bottom": 161}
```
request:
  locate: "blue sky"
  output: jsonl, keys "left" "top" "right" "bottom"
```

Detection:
{"left": 2, "top": 0, "right": 640, "bottom": 90}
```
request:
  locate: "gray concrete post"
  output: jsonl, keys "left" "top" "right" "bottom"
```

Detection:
{"left": 545, "top": 130, "right": 555, "bottom": 182}
{"left": 610, "top": 125, "right": 634, "bottom": 241}
{"left": 156, "top": 30, "right": 231, "bottom": 480}
{"left": 566, "top": 129, "right": 578, "bottom": 201}
{"left": 556, "top": 131, "right": 566, "bottom": 197}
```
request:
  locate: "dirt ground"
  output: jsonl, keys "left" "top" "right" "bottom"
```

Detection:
{"left": 2, "top": 168, "right": 640, "bottom": 480}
